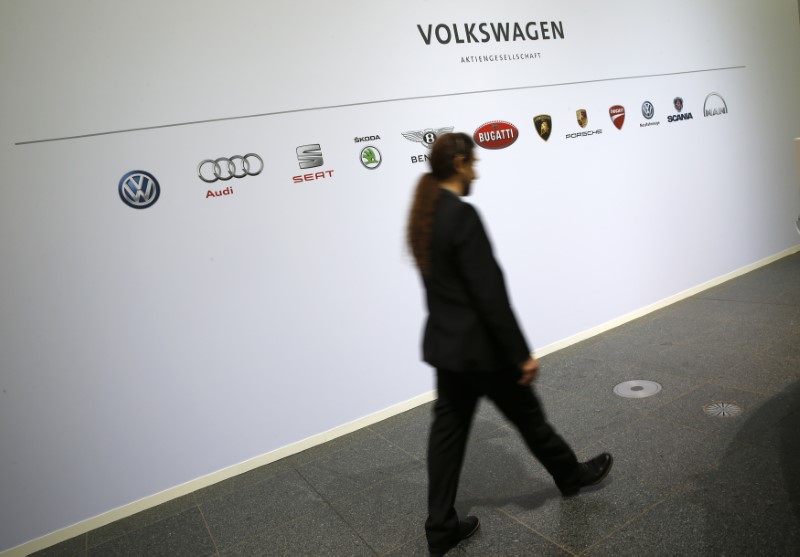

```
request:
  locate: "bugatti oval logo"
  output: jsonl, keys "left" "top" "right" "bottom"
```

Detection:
{"left": 473, "top": 121, "right": 518, "bottom": 149}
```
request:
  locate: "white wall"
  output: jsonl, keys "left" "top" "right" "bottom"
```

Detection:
{"left": 1, "top": 0, "right": 799, "bottom": 551}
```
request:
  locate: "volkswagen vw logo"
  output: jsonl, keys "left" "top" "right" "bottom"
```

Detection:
{"left": 642, "top": 101, "right": 654, "bottom": 120}
{"left": 198, "top": 153, "right": 263, "bottom": 183}
{"left": 119, "top": 170, "right": 160, "bottom": 209}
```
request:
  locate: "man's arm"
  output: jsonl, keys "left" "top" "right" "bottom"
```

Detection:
{"left": 452, "top": 203, "right": 532, "bottom": 368}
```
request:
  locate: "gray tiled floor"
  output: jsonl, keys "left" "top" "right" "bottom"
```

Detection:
{"left": 34, "top": 252, "right": 800, "bottom": 556}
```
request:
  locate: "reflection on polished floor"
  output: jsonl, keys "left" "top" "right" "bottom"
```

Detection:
{"left": 35, "top": 253, "right": 800, "bottom": 556}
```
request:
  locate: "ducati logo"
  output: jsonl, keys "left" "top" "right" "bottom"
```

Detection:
{"left": 533, "top": 114, "right": 552, "bottom": 141}
{"left": 576, "top": 109, "right": 588, "bottom": 128}
{"left": 609, "top": 105, "right": 625, "bottom": 130}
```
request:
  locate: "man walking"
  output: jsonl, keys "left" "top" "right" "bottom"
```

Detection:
{"left": 407, "top": 132, "right": 613, "bottom": 556}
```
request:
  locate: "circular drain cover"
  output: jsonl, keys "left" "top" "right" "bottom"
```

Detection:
{"left": 703, "top": 402, "right": 742, "bottom": 418}
{"left": 613, "top": 380, "right": 662, "bottom": 398}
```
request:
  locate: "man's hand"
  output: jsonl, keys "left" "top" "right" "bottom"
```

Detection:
{"left": 518, "top": 357, "right": 540, "bottom": 385}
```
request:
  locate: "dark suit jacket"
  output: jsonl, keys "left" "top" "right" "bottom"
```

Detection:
{"left": 422, "top": 189, "right": 531, "bottom": 371}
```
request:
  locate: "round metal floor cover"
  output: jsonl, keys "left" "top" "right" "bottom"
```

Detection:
{"left": 613, "top": 380, "right": 662, "bottom": 398}
{"left": 703, "top": 402, "right": 742, "bottom": 418}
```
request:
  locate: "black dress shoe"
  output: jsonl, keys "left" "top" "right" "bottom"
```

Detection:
{"left": 556, "top": 452, "right": 613, "bottom": 496}
{"left": 428, "top": 515, "right": 480, "bottom": 556}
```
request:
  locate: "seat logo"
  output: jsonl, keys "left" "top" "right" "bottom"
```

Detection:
{"left": 297, "top": 144, "right": 324, "bottom": 169}
{"left": 198, "top": 154, "right": 263, "bottom": 183}
{"left": 119, "top": 170, "right": 160, "bottom": 209}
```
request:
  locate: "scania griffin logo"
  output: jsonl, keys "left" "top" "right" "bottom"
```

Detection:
{"left": 119, "top": 170, "right": 160, "bottom": 209}
{"left": 473, "top": 121, "right": 518, "bottom": 149}
{"left": 198, "top": 153, "right": 263, "bottom": 183}
{"left": 609, "top": 105, "right": 625, "bottom": 130}
{"left": 533, "top": 115, "right": 552, "bottom": 141}
{"left": 402, "top": 127, "right": 454, "bottom": 149}
{"left": 668, "top": 97, "right": 693, "bottom": 123}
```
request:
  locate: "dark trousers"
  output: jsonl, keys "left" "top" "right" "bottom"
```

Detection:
{"left": 425, "top": 368, "right": 579, "bottom": 548}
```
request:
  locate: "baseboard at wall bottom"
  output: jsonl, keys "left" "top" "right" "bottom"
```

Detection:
{"left": 6, "top": 243, "right": 799, "bottom": 557}
{"left": 534, "top": 244, "right": 800, "bottom": 358}
{"left": 2, "top": 390, "right": 437, "bottom": 557}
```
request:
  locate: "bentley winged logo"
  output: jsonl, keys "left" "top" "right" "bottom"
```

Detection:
{"left": 402, "top": 127, "right": 454, "bottom": 149}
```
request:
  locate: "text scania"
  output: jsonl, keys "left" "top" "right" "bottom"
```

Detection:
{"left": 417, "top": 21, "right": 565, "bottom": 45}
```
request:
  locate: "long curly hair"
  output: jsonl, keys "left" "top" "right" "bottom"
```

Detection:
{"left": 407, "top": 132, "right": 475, "bottom": 275}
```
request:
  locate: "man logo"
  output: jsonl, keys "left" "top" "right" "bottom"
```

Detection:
{"left": 576, "top": 109, "right": 588, "bottom": 128}
{"left": 297, "top": 144, "right": 323, "bottom": 169}
{"left": 642, "top": 101, "right": 655, "bottom": 120}
{"left": 360, "top": 146, "right": 382, "bottom": 169}
{"left": 609, "top": 105, "right": 625, "bottom": 130}
{"left": 119, "top": 170, "right": 160, "bottom": 209}
{"left": 533, "top": 115, "right": 552, "bottom": 141}
{"left": 402, "top": 127, "right": 454, "bottom": 149}
{"left": 673, "top": 97, "right": 684, "bottom": 112}
{"left": 704, "top": 93, "right": 728, "bottom": 117}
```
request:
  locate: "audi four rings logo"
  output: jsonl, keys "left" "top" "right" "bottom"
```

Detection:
{"left": 198, "top": 153, "right": 263, "bottom": 183}
{"left": 119, "top": 170, "right": 160, "bottom": 209}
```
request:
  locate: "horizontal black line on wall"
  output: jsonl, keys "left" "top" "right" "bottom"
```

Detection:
{"left": 15, "top": 65, "right": 745, "bottom": 146}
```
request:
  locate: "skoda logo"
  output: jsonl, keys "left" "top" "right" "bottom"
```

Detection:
{"left": 360, "top": 146, "right": 382, "bottom": 169}
{"left": 198, "top": 153, "right": 263, "bottom": 183}
{"left": 642, "top": 101, "right": 654, "bottom": 120}
{"left": 119, "top": 170, "right": 160, "bottom": 209}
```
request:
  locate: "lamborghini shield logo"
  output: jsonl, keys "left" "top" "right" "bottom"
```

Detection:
{"left": 533, "top": 115, "right": 552, "bottom": 141}
{"left": 576, "top": 109, "right": 588, "bottom": 128}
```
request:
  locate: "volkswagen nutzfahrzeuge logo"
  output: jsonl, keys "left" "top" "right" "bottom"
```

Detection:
{"left": 404, "top": 126, "right": 453, "bottom": 163}
{"left": 704, "top": 93, "right": 728, "bottom": 117}
{"left": 576, "top": 109, "right": 588, "bottom": 128}
{"left": 360, "top": 146, "right": 382, "bottom": 169}
{"left": 294, "top": 144, "right": 334, "bottom": 183}
{"left": 198, "top": 154, "right": 263, "bottom": 183}
{"left": 473, "top": 121, "right": 518, "bottom": 149}
{"left": 640, "top": 101, "right": 660, "bottom": 127}
{"left": 119, "top": 170, "right": 160, "bottom": 209}
{"left": 609, "top": 105, "right": 625, "bottom": 130}
{"left": 668, "top": 96, "right": 693, "bottom": 123}
{"left": 533, "top": 115, "right": 552, "bottom": 141}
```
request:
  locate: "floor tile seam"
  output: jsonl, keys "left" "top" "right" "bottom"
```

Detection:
{"left": 296, "top": 479, "right": 381, "bottom": 557}
{"left": 377, "top": 533, "right": 426, "bottom": 556}
{"left": 574, "top": 489, "right": 684, "bottom": 556}
{"left": 196, "top": 502, "right": 221, "bottom": 556}
{"left": 701, "top": 296, "right": 800, "bottom": 309}
{"left": 368, "top": 427, "right": 428, "bottom": 465}
{"left": 85, "top": 501, "right": 205, "bottom": 552}
{"left": 295, "top": 458, "right": 425, "bottom": 506}
{"left": 494, "top": 506, "right": 580, "bottom": 556}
